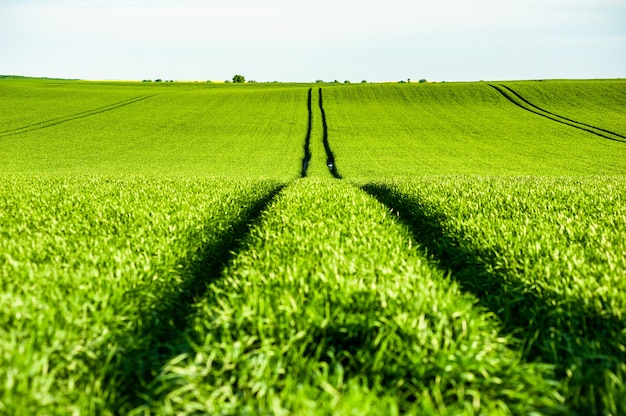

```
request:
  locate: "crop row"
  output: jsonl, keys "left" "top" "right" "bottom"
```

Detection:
{"left": 2, "top": 175, "right": 625, "bottom": 414}
{"left": 364, "top": 176, "right": 626, "bottom": 414}
{"left": 0, "top": 177, "right": 282, "bottom": 414}
{"left": 134, "top": 178, "right": 567, "bottom": 415}
{"left": 2, "top": 80, "right": 625, "bottom": 178}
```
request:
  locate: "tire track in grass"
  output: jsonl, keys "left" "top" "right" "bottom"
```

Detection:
{"left": 319, "top": 88, "right": 342, "bottom": 179}
{"left": 108, "top": 184, "right": 285, "bottom": 413}
{"left": 136, "top": 179, "right": 564, "bottom": 415}
{"left": 301, "top": 88, "right": 313, "bottom": 177}
{"left": 0, "top": 94, "right": 158, "bottom": 137}
{"left": 500, "top": 84, "right": 626, "bottom": 139}
{"left": 363, "top": 183, "right": 626, "bottom": 415}
{"left": 488, "top": 84, "right": 626, "bottom": 143}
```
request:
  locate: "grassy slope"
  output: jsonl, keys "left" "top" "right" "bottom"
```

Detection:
{"left": 500, "top": 80, "right": 626, "bottom": 136}
{"left": 0, "top": 81, "right": 309, "bottom": 179}
{"left": 322, "top": 82, "right": 626, "bottom": 178}
{"left": 3, "top": 79, "right": 624, "bottom": 178}
{"left": 0, "top": 80, "right": 149, "bottom": 131}
{"left": 1, "top": 79, "right": 625, "bottom": 414}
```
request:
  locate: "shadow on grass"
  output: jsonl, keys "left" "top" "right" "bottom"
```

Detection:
{"left": 107, "top": 185, "right": 284, "bottom": 413}
{"left": 318, "top": 88, "right": 342, "bottom": 179}
{"left": 301, "top": 88, "right": 313, "bottom": 178}
{"left": 303, "top": 290, "right": 423, "bottom": 408}
{"left": 362, "top": 183, "right": 626, "bottom": 415}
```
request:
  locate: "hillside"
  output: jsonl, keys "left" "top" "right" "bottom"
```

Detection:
{"left": 1, "top": 78, "right": 625, "bottom": 415}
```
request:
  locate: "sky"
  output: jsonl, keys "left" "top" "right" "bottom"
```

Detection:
{"left": 1, "top": 0, "right": 625, "bottom": 82}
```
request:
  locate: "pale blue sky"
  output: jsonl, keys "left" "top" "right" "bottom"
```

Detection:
{"left": 1, "top": 0, "right": 625, "bottom": 82}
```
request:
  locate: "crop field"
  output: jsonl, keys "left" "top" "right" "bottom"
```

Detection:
{"left": 1, "top": 78, "right": 625, "bottom": 415}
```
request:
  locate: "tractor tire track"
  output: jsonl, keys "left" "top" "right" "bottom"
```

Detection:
{"left": 0, "top": 94, "right": 158, "bottom": 138}
{"left": 318, "top": 88, "right": 342, "bottom": 179}
{"left": 301, "top": 88, "right": 313, "bottom": 177}
{"left": 489, "top": 84, "right": 625, "bottom": 143}
{"left": 110, "top": 184, "right": 285, "bottom": 411}
{"left": 362, "top": 183, "right": 623, "bottom": 415}
{"left": 500, "top": 85, "right": 626, "bottom": 139}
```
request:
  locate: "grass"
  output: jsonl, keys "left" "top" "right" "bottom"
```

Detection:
{"left": 322, "top": 82, "right": 626, "bottom": 178}
{"left": 0, "top": 176, "right": 282, "bottom": 414}
{"left": 363, "top": 176, "right": 626, "bottom": 414}
{"left": 133, "top": 179, "right": 565, "bottom": 415}
{"left": 1, "top": 78, "right": 625, "bottom": 414}
{"left": 0, "top": 80, "right": 310, "bottom": 178}
{"left": 499, "top": 80, "right": 626, "bottom": 136}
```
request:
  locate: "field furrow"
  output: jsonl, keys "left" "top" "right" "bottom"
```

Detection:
{"left": 322, "top": 83, "right": 626, "bottom": 178}
{"left": 134, "top": 179, "right": 565, "bottom": 415}
{"left": 489, "top": 84, "right": 626, "bottom": 143}
{"left": 304, "top": 88, "right": 339, "bottom": 179}
{"left": 319, "top": 89, "right": 342, "bottom": 179}
{"left": 300, "top": 88, "right": 313, "bottom": 177}
{"left": 500, "top": 85, "right": 626, "bottom": 139}
{"left": 498, "top": 80, "right": 626, "bottom": 136}
{"left": 1, "top": 78, "right": 625, "bottom": 415}
{"left": 0, "top": 94, "right": 158, "bottom": 137}
{"left": 0, "top": 177, "right": 283, "bottom": 414}
{"left": 0, "top": 84, "right": 309, "bottom": 178}
{"left": 364, "top": 176, "right": 626, "bottom": 414}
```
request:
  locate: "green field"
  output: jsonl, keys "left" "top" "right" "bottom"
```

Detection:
{"left": 1, "top": 78, "right": 625, "bottom": 415}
